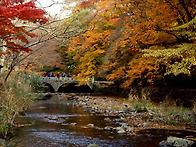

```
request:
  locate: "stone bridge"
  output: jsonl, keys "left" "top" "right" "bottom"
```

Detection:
{"left": 39, "top": 77, "right": 114, "bottom": 92}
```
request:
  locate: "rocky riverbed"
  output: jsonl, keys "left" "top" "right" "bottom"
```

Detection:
{"left": 1, "top": 93, "right": 195, "bottom": 147}
{"left": 61, "top": 93, "right": 196, "bottom": 140}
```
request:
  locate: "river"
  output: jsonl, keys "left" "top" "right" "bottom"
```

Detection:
{"left": 8, "top": 94, "right": 195, "bottom": 147}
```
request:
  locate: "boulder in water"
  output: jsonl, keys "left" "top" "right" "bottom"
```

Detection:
{"left": 159, "top": 136, "right": 195, "bottom": 147}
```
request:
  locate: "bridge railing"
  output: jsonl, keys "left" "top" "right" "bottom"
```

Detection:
{"left": 39, "top": 77, "right": 78, "bottom": 82}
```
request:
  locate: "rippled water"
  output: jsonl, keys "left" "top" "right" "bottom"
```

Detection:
{"left": 8, "top": 95, "right": 195, "bottom": 147}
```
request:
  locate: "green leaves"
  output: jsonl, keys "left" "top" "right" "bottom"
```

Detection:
{"left": 143, "top": 44, "right": 196, "bottom": 76}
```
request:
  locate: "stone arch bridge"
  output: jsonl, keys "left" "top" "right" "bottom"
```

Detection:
{"left": 39, "top": 77, "right": 114, "bottom": 92}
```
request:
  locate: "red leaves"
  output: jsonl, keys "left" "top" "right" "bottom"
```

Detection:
{"left": 0, "top": 0, "right": 48, "bottom": 55}
{"left": 6, "top": 41, "right": 32, "bottom": 53}
{"left": 128, "top": 49, "right": 139, "bottom": 56}
{"left": 78, "top": 0, "right": 93, "bottom": 8}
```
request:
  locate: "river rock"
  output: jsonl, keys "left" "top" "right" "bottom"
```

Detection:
{"left": 123, "top": 126, "right": 134, "bottom": 132}
{"left": 87, "top": 144, "right": 100, "bottom": 147}
{"left": 70, "top": 122, "right": 78, "bottom": 126}
{"left": 120, "top": 117, "right": 126, "bottom": 122}
{"left": 116, "top": 127, "right": 126, "bottom": 134}
{"left": 143, "top": 123, "right": 152, "bottom": 127}
{"left": 118, "top": 111, "right": 124, "bottom": 114}
{"left": 48, "top": 115, "right": 59, "bottom": 120}
{"left": 117, "top": 130, "right": 126, "bottom": 134}
{"left": 104, "top": 117, "right": 111, "bottom": 121}
{"left": 104, "top": 126, "right": 113, "bottom": 131}
{"left": 114, "top": 122, "right": 122, "bottom": 127}
{"left": 123, "top": 108, "right": 130, "bottom": 113}
{"left": 137, "top": 113, "right": 142, "bottom": 117}
{"left": 159, "top": 136, "right": 195, "bottom": 147}
{"left": 134, "top": 122, "right": 142, "bottom": 127}
{"left": 87, "top": 124, "right": 95, "bottom": 128}
{"left": 67, "top": 95, "right": 74, "bottom": 100}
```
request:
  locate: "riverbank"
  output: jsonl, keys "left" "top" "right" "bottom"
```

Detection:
{"left": 1, "top": 93, "right": 195, "bottom": 147}
{"left": 59, "top": 93, "right": 196, "bottom": 141}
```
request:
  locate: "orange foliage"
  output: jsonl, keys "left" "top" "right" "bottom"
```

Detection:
{"left": 62, "top": 0, "right": 195, "bottom": 87}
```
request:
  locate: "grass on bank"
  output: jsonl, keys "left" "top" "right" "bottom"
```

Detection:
{"left": 0, "top": 72, "right": 43, "bottom": 138}
{"left": 127, "top": 94, "right": 196, "bottom": 127}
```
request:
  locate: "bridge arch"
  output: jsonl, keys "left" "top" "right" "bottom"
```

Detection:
{"left": 39, "top": 77, "right": 93, "bottom": 93}
{"left": 39, "top": 76, "right": 114, "bottom": 93}
{"left": 58, "top": 83, "right": 92, "bottom": 93}
{"left": 41, "top": 82, "right": 55, "bottom": 93}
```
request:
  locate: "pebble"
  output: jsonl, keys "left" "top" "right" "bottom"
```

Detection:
{"left": 87, "top": 144, "right": 100, "bottom": 147}
{"left": 137, "top": 113, "right": 142, "bottom": 117}
{"left": 104, "top": 126, "right": 113, "bottom": 131}
{"left": 117, "top": 130, "right": 126, "bottom": 134}
{"left": 143, "top": 123, "right": 152, "bottom": 127}
{"left": 123, "top": 108, "right": 130, "bottom": 113}
{"left": 134, "top": 123, "right": 142, "bottom": 127}
{"left": 123, "top": 126, "right": 134, "bottom": 132}
{"left": 116, "top": 127, "right": 126, "bottom": 134}
{"left": 70, "top": 122, "right": 78, "bottom": 126}
{"left": 87, "top": 124, "right": 95, "bottom": 128}
{"left": 48, "top": 115, "right": 59, "bottom": 120}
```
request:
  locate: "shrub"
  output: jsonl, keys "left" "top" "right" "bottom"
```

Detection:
{"left": 0, "top": 72, "right": 42, "bottom": 138}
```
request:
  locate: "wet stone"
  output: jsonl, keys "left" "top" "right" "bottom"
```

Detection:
{"left": 134, "top": 123, "right": 142, "bottom": 127}
{"left": 120, "top": 117, "right": 126, "bottom": 122}
{"left": 104, "top": 118, "right": 111, "bottom": 121}
{"left": 159, "top": 136, "right": 195, "bottom": 147}
{"left": 123, "top": 126, "right": 134, "bottom": 132}
{"left": 143, "top": 123, "right": 152, "bottom": 127}
{"left": 116, "top": 127, "right": 126, "bottom": 134}
{"left": 123, "top": 108, "right": 130, "bottom": 113}
{"left": 115, "top": 122, "right": 123, "bottom": 127}
{"left": 70, "top": 122, "right": 78, "bottom": 126}
{"left": 87, "top": 124, "right": 95, "bottom": 128}
{"left": 104, "top": 126, "right": 113, "bottom": 131}
{"left": 118, "top": 111, "right": 124, "bottom": 114}
{"left": 87, "top": 144, "right": 100, "bottom": 147}
{"left": 137, "top": 113, "right": 142, "bottom": 117}
{"left": 121, "top": 123, "right": 128, "bottom": 127}
{"left": 117, "top": 130, "right": 126, "bottom": 134}
{"left": 48, "top": 115, "right": 59, "bottom": 120}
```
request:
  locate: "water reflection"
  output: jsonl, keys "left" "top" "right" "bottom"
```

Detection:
{"left": 9, "top": 95, "right": 195, "bottom": 147}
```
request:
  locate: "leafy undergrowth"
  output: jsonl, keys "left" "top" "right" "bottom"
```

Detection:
{"left": 0, "top": 72, "right": 43, "bottom": 138}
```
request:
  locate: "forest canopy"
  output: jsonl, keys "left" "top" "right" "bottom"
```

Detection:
{"left": 58, "top": 0, "right": 195, "bottom": 88}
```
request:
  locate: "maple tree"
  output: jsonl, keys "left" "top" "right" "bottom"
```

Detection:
{"left": 104, "top": 0, "right": 195, "bottom": 87}
{"left": 0, "top": 0, "right": 48, "bottom": 54}
{"left": 0, "top": 0, "right": 48, "bottom": 82}
{"left": 59, "top": 0, "right": 195, "bottom": 88}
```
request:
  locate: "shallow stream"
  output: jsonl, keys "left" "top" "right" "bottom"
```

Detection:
{"left": 8, "top": 95, "right": 195, "bottom": 147}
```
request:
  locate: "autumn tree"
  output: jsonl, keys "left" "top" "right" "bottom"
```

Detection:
{"left": 59, "top": 0, "right": 195, "bottom": 88}
{"left": 104, "top": 0, "right": 195, "bottom": 87}
{"left": 0, "top": 0, "right": 48, "bottom": 82}
{"left": 62, "top": 0, "right": 120, "bottom": 82}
